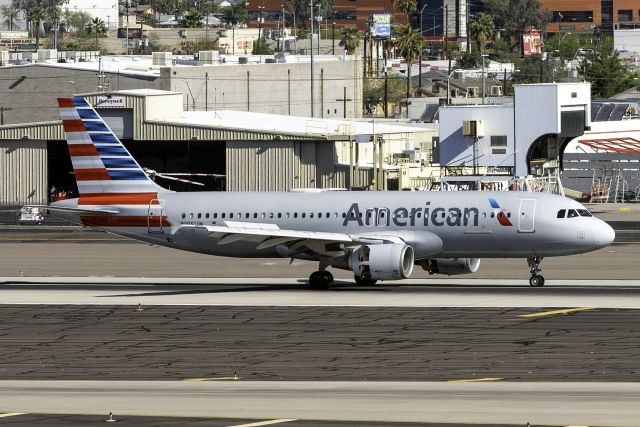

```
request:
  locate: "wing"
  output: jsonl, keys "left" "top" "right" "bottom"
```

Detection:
{"left": 173, "top": 221, "right": 398, "bottom": 257}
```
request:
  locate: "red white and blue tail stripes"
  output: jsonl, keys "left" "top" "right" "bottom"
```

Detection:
{"left": 58, "top": 97, "right": 161, "bottom": 195}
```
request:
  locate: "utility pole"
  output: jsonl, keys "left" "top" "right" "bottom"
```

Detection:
{"left": 310, "top": 0, "right": 315, "bottom": 117}
{"left": 465, "top": 0, "right": 470, "bottom": 54}
{"left": 384, "top": 49, "right": 388, "bottom": 118}
{"left": 444, "top": 5, "right": 448, "bottom": 63}
{"left": 0, "top": 107, "right": 12, "bottom": 125}
{"left": 332, "top": 22, "right": 335, "bottom": 55}
{"left": 336, "top": 86, "right": 352, "bottom": 118}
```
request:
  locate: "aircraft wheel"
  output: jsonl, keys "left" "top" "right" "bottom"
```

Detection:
{"left": 309, "top": 271, "right": 331, "bottom": 290}
{"left": 529, "top": 275, "right": 545, "bottom": 287}
{"left": 322, "top": 271, "right": 334, "bottom": 283}
{"left": 354, "top": 275, "right": 378, "bottom": 286}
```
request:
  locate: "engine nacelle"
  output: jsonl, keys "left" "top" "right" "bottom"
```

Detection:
{"left": 419, "top": 258, "right": 481, "bottom": 276}
{"left": 348, "top": 243, "right": 414, "bottom": 280}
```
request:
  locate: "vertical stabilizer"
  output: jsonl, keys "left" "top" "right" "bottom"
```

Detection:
{"left": 57, "top": 97, "right": 165, "bottom": 195}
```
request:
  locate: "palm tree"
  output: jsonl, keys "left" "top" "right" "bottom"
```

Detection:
{"left": 28, "top": 7, "right": 47, "bottom": 48}
{"left": 179, "top": 10, "right": 204, "bottom": 28}
{"left": 0, "top": 5, "right": 19, "bottom": 31}
{"left": 338, "top": 26, "right": 361, "bottom": 55}
{"left": 395, "top": 0, "right": 417, "bottom": 22}
{"left": 395, "top": 24, "right": 424, "bottom": 99}
{"left": 469, "top": 12, "right": 495, "bottom": 53}
{"left": 86, "top": 17, "right": 107, "bottom": 52}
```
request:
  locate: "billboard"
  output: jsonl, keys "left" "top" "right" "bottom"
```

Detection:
{"left": 371, "top": 14, "right": 391, "bottom": 39}
{"left": 521, "top": 29, "right": 542, "bottom": 56}
{"left": 117, "top": 28, "right": 143, "bottom": 39}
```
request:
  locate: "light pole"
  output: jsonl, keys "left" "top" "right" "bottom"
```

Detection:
{"left": 257, "top": 4, "right": 265, "bottom": 50}
{"left": 446, "top": 68, "right": 461, "bottom": 105}
{"left": 332, "top": 21, "right": 335, "bottom": 55}
{"left": 481, "top": 53, "right": 488, "bottom": 104}
{"left": 557, "top": 32, "right": 571, "bottom": 53}
{"left": 205, "top": 72, "right": 214, "bottom": 111}
{"left": 419, "top": 3, "right": 428, "bottom": 36}
{"left": 310, "top": 0, "right": 314, "bottom": 117}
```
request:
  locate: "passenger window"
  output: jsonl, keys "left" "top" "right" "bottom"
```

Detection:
{"left": 318, "top": 212, "right": 322, "bottom": 218}
{"left": 326, "top": 212, "right": 330, "bottom": 217}
{"left": 482, "top": 212, "right": 487, "bottom": 218}
{"left": 181, "top": 213, "right": 186, "bottom": 219}
{"left": 278, "top": 213, "right": 282, "bottom": 218}
{"left": 310, "top": 213, "right": 314, "bottom": 218}
{"left": 269, "top": 213, "right": 274, "bottom": 218}
{"left": 189, "top": 213, "right": 193, "bottom": 219}
{"left": 197, "top": 213, "right": 202, "bottom": 219}
{"left": 230, "top": 213, "right": 234, "bottom": 219}
{"left": 557, "top": 209, "right": 566, "bottom": 218}
{"left": 286, "top": 213, "right": 290, "bottom": 218}
{"left": 261, "top": 213, "right": 266, "bottom": 218}
{"left": 221, "top": 213, "right": 226, "bottom": 218}
{"left": 253, "top": 213, "right": 257, "bottom": 218}
{"left": 490, "top": 212, "right": 495, "bottom": 218}
{"left": 294, "top": 212, "right": 298, "bottom": 218}
{"left": 245, "top": 213, "right": 250, "bottom": 218}
{"left": 568, "top": 209, "right": 579, "bottom": 218}
{"left": 342, "top": 213, "right": 346, "bottom": 218}
{"left": 302, "top": 213, "right": 306, "bottom": 218}
{"left": 214, "top": 213, "right": 218, "bottom": 219}
{"left": 577, "top": 209, "right": 592, "bottom": 217}
{"left": 205, "top": 213, "right": 210, "bottom": 219}
{"left": 507, "top": 212, "right": 511, "bottom": 218}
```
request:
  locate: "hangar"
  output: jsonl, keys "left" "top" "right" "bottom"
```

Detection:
{"left": 0, "top": 89, "right": 436, "bottom": 206}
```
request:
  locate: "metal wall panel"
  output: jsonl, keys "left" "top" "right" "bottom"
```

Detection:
{"left": 0, "top": 140, "right": 47, "bottom": 206}
{"left": 0, "top": 122, "right": 63, "bottom": 141}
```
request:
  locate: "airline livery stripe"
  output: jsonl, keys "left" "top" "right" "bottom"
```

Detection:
{"left": 80, "top": 215, "right": 170, "bottom": 227}
{"left": 69, "top": 144, "right": 100, "bottom": 157}
{"left": 57, "top": 98, "right": 75, "bottom": 108}
{"left": 71, "top": 157, "right": 106, "bottom": 169}
{"left": 66, "top": 133, "right": 93, "bottom": 145}
{"left": 59, "top": 108, "right": 81, "bottom": 120}
{"left": 74, "top": 168, "right": 112, "bottom": 181}
{"left": 63, "top": 119, "right": 86, "bottom": 132}
{"left": 78, "top": 193, "right": 160, "bottom": 206}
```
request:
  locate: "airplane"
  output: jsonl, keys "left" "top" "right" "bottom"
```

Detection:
{"left": 37, "top": 97, "right": 616, "bottom": 289}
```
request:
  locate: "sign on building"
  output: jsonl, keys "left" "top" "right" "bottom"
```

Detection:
{"left": 371, "top": 14, "right": 391, "bottom": 39}
{"left": 96, "top": 96, "right": 126, "bottom": 108}
{"left": 521, "top": 29, "right": 542, "bottom": 56}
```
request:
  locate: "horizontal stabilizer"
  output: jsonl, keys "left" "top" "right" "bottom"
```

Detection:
{"left": 27, "top": 205, "right": 120, "bottom": 215}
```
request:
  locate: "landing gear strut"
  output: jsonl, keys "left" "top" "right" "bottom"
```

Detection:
{"left": 527, "top": 256, "right": 545, "bottom": 287}
{"left": 309, "top": 270, "right": 334, "bottom": 290}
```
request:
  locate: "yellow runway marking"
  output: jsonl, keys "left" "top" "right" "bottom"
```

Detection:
{"left": 226, "top": 419, "right": 297, "bottom": 427}
{"left": 0, "top": 413, "right": 26, "bottom": 418}
{"left": 519, "top": 308, "right": 594, "bottom": 318}
{"left": 448, "top": 377, "right": 503, "bottom": 383}
{"left": 183, "top": 376, "right": 241, "bottom": 381}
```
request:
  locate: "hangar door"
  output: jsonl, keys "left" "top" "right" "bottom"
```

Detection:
{"left": 95, "top": 108, "right": 134, "bottom": 139}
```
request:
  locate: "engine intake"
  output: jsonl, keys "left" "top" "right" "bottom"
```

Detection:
{"left": 420, "top": 258, "right": 481, "bottom": 276}
{"left": 348, "top": 243, "right": 414, "bottom": 280}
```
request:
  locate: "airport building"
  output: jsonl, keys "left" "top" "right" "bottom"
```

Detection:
{"left": 0, "top": 89, "right": 437, "bottom": 206}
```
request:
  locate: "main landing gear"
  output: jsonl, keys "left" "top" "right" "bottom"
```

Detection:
{"left": 354, "top": 275, "right": 377, "bottom": 286}
{"left": 527, "top": 256, "right": 545, "bottom": 287}
{"left": 309, "top": 270, "right": 334, "bottom": 290}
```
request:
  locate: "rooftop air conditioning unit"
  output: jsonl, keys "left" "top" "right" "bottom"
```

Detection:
{"left": 490, "top": 85, "right": 503, "bottom": 96}
{"left": 199, "top": 50, "right": 219, "bottom": 64}
{"left": 463, "top": 120, "right": 485, "bottom": 137}
{"left": 152, "top": 51, "right": 172, "bottom": 66}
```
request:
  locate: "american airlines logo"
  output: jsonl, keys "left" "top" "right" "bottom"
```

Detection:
{"left": 343, "top": 203, "right": 480, "bottom": 227}
{"left": 489, "top": 198, "right": 513, "bottom": 226}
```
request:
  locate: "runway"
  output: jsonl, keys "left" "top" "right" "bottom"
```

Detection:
{"left": 1, "top": 219, "right": 640, "bottom": 426}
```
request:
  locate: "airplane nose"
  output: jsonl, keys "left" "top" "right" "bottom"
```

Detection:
{"left": 595, "top": 221, "right": 616, "bottom": 247}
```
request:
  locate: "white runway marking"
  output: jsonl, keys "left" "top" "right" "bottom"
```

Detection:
{"left": 1, "top": 277, "right": 640, "bottom": 308}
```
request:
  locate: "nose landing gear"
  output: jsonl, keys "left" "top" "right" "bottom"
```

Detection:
{"left": 528, "top": 256, "right": 545, "bottom": 287}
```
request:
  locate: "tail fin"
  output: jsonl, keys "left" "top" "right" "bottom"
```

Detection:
{"left": 57, "top": 97, "right": 164, "bottom": 195}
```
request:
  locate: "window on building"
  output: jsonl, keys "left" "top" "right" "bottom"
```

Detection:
{"left": 552, "top": 11, "right": 594, "bottom": 22}
{"left": 619, "top": 9, "right": 632, "bottom": 21}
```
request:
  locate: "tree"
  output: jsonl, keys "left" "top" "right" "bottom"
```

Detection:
{"left": 457, "top": 51, "right": 481, "bottom": 68}
{"left": 395, "top": 0, "right": 417, "bottom": 22}
{"left": 28, "top": 7, "right": 46, "bottom": 47}
{"left": 60, "top": 10, "right": 92, "bottom": 34}
{"left": 1, "top": 5, "right": 19, "bottom": 30}
{"left": 469, "top": 12, "right": 495, "bottom": 53}
{"left": 485, "top": 0, "right": 551, "bottom": 51}
{"left": 180, "top": 10, "right": 203, "bottom": 28}
{"left": 395, "top": 24, "right": 424, "bottom": 99}
{"left": 338, "top": 26, "right": 361, "bottom": 55}
{"left": 284, "top": 0, "right": 336, "bottom": 30}
{"left": 223, "top": 2, "right": 247, "bottom": 25}
{"left": 580, "top": 40, "right": 639, "bottom": 98}
{"left": 86, "top": 17, "right": 106, "bottom": 52}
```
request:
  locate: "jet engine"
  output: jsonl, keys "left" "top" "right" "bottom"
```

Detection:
{"left": 419, "top": 258, "right": 481, "bottom": 275}
{"left": 347, "top": 243, "right": 414, "bottom": 280}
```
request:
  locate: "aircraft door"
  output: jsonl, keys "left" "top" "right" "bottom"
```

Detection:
{"left": 518, "top": 199, "right": 537, "bottom": 233}
{"left": 147, "top": 199, "right": 165, "bottom": 234}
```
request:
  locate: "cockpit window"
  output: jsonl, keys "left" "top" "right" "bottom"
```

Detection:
{"left": 577, "top": 209, "right": 592, "bottom": 217}
{"left": 557, "top": 209, "right": 566, "bottom": 218}
{"left": 567, "top": 209, "right": 579, "bottom": 218}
